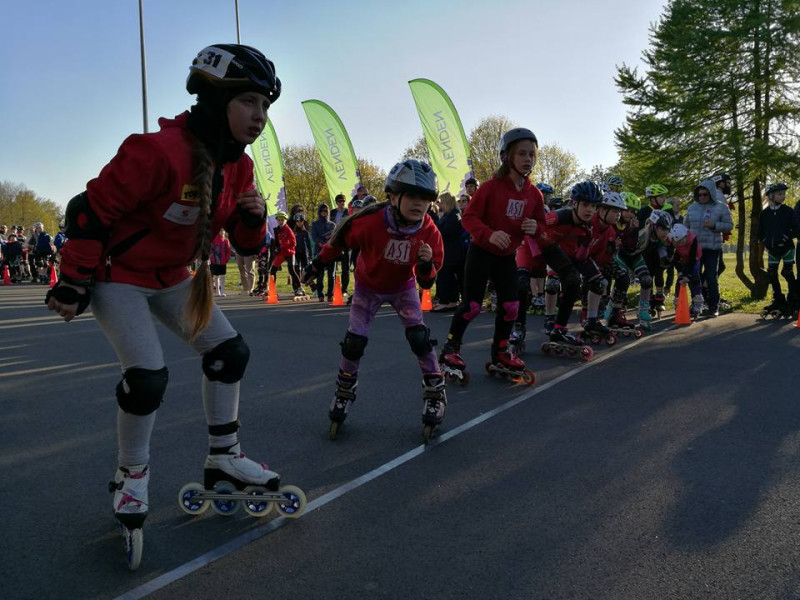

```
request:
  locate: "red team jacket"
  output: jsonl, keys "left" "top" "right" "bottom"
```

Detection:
{"left": 273, "top": 224, "right": 296, "bottom": 256}
{"left": 462, "top": 177, "right": 546, "bottom": 256}
{"left": 318, "top": 207, "right": 444, "bottom": 293}
{"left": 587, "top": 214, "right": 620, "bottom": 266}
{"left": 536, "top": 209, "right": 593, "bottom": 261}
{"left": 60, "top": 112, "right": 265, "bottom": 289}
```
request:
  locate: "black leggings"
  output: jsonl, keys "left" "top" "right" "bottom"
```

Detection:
{"left": 448, "top": 245, "right": 518, "bottom": 345}
{"left": 541, "top": 245, "right": 600, "bottom": 327}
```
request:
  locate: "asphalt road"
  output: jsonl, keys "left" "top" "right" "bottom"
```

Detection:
{"left": 1, "top": 284, "right": 799, "bottom": 600}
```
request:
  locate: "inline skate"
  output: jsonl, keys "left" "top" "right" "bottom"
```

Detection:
{"left": 638, "top": 300, "right": 652, "bottom": 331}
{"left": 690, "top": 294, "right": 705, "bottom": 320}
{"left": 438, "top": 340, "right": 470, "bottom": 386}
{"left": 579, "top": 317, "right": 617, "bottom": 346}
{"left": 109, "top": 464, "right": 148, "bottom": 571}
{"left": 421, "top": 374, "right": 447, "bottom": 444}
{"left": 760, "top": 294, "right": 792, "bottom": 319}
{"left": 541, "top": 325, "right": 593, "bottom": 361}
{"left": 529, "top": 293, "right": 545, "bottom": 315}
{"left": 607, "top": 307, "right": 644, "bottom": 339}
{"left": 485, "top": 341, "right": 535, "bottom": 385}
{"left": 328, "top": 370, "right": 358, "bottom": 439}
{"left": 178, "top": 444, "right": 306, "bottom": 519}
{"left": 543, "top": 315, "right": 556, "bottom": 336}
{"left": 293, "top": 287, "right": 310, "bottom": 302}
{"left": 508, "top": 323, "right": 526, "bottom": 355}
{"left": 649, "top": 292, "right": 666, "bottom": 319}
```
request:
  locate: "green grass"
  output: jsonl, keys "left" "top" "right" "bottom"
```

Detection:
{"left": 217, "top": 254, "right": 771, "bottom": 313}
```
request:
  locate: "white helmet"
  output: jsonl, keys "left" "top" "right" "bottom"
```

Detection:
{"left": 600, "top": 192, "right": 626, "bottom": 211}
{"left": 667, "top": 223, "right": 689, "bottom": 243}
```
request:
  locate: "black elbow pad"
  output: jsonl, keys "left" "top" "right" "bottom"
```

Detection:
{"left": 64, "top": 192, "right": 109, "bottom": 242}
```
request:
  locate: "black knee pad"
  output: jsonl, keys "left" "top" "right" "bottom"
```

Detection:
{"left": 587, "top": 275, "right": 608, "bottom": 295}
{"left": 781, "top": 264, "right": 795, "bottom": 280}
{"left": 202, "top": 334, "right": 250, "bottom": 384}
{"left": 545, "top": 276, "right": 561, "bottom": 295}
{"left": 405, "top": 325, "right": 436, "bottom": 357}
{"left": 116, "top": 367, "right": 169, "bottom": 416}
{"left": 340, "top": 331, "right": 368, "bottom": 361}
{"left": 638, "top": 273, "right": 653, "bottom": 290}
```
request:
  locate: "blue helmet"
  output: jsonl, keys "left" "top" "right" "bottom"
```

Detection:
{"left": 570, "top": 181, "right": 603, "bottom": 205}
{"left": 536, "top": 182, "right": 555, "bottom": 195}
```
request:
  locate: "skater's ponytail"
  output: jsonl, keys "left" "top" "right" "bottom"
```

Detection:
{"left": 185, "top": 135, "right": 215, "bottom": 341}
{"left": 329, "top": 201, "right": 388, "bottom": 249}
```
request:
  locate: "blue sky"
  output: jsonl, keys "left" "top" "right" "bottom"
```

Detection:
{"left": 1, "top": 0, "right": 667, "bottom": 207}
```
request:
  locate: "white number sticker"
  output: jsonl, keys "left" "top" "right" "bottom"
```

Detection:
{"left": 191, "top": 46, "right": 236, "bottom": 78}
{"left": 383, "top": 239, "right": 412, "bottom": 264}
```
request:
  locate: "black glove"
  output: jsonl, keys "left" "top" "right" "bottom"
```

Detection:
{"left": 301, "top": 259, "right": 322, "bottom": 286}
{"left": 45, "top": 279, "right": 92, "bottom": 316}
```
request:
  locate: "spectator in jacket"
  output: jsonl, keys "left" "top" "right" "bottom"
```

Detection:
{"left": 210, "top": 231, "right": 232, "bottom": 296}
{"left": 311, "top": 203, "right": 336, "bottom": 301}
{"left": 684, "top": 180, "right": 733, "bottom": 316}
{"left": 433, "top": 193, "right": 466, "bottom": 311}
{"left": 330, "top": 194, "right": 350, "bottom": 297}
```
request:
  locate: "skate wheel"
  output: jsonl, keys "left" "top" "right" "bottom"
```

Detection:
{"left": 178, "top": 482, "right": 209, "bottom": 516}
{"left": 275, "top": 485, "right": 307, "bottom": 518}
{"left": 540, "top": 342, "right": 550, "bottom": 355}
{"left": 566, "top": 346, "right": 577, "bottom": 356}
{"left": 622, "top": 330, "right": 631, "bottom": 338}
{"left": 634, "top": 328, "right": 643, "bottom": 339}
{"left": 553, "top": 345, "right": 564, "bottom": 355}
{"left": 458, "top": 371, "right": 470, "bottom": 386}
{"left": 605, "top": 334, "right": 617, "bottom": 347}
{"left": 329, "top": 420, "right": 341, "bottom": 441}
{"left": 243, "top": 486, "right": 275, "bottom": 518}
{"left": 581, "top": 346, "right": 594, "bottom": 361}
{"left": 210, "top": 481, "right": 240, "bottom": 516}
{"left": 484, "top": 361, "right": 495, "bottom": 377}
{"left": 522, "top": 369, "right": 536, "bottom": 386}
{"left": 122, "top": 525, "right": 143, "bottom": 572}
{"left": 422, "top": 424, "right": 435, "bottom": 445}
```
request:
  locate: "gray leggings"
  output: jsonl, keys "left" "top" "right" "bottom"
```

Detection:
{"left": 92, "top": 279, "right": 240, "bottom": 466}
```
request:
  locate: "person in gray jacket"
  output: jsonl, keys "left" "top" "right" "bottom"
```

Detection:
{"left": 684, "top": 180, "right": 734, "bottom": 316}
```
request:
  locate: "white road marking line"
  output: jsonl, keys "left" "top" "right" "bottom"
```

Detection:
{"left": 113, "top": 326, "right": 671, "bottom": 600}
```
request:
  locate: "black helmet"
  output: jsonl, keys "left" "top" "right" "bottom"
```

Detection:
{"left": 498, "top": 128, "right": 538, "bottom": 159}
{"left": 766, "top": 182, "right": 788, "bottom": 195}
{"left": 385, "top": 159, "right": 438, "bottom": 200}
{"left": 187, "top": 44, "right": 281, "bottom": 104}
{"left": 465, "top": 177, "right": 478, "bottom": 186}
{"left": 570, "top": 181, "right": 603, "bottom": 204}
{"left": 711, "top": 171, "right": 731, "bottom": 183}
{"left": 648, "top": 209, "right": 674, "bottom": 230}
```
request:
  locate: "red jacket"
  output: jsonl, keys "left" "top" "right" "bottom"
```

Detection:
{"left": 274, "top": 225, "right": 296, "bottom": 256}
{"left": 673, "top": 231, "right": 702, "bottom": 265}
{"left": 462, "top": 177, "right": 545, "bottom": 256}
{"left": 60, "top": 112, "right": 265, "bottom": 288}
{"left": 587, "top": 214, "right": 620, "bottom": 266}
{"left": 318, "top": 206, "right": 443, "bottom": 293}
{"left": 210, "top": 236, "right": 232, "bottom": 265}
{"left": 536, "top": 209, "right": 592, "bottom": 260}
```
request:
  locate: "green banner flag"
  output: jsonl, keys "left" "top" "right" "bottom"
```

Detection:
{"left": 301, "top": 99, "right": 363, "bottom": 203}
{"left": 250, "top": 119, "right": 287, "bottom": 219}
{"left": 408, "top": 78, "right": 474, "bottom": 197}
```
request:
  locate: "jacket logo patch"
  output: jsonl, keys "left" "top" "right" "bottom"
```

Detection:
{"left": 383, "top": 239, "right": 411, "bottom": 264}
{"left": 163, "top": 202, "right": 200, "bottom": 225}
{"left": 506, "top": 199, "right": 525, "bottom": 218}
{"left": 180, "top": 184, "right": 201, "bottom": 204}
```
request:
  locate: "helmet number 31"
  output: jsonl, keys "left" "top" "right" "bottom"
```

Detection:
{"left": 192, "top": 48, "right": 234, "bottom": 78}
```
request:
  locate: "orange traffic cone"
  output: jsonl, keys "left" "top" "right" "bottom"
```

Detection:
{"left": 330, "top": 275, "right": 345, "bottom": 306}
{"left": 674, "top": 283, "right": 691, "bottom": 325}
{"left": 266, "top": 275, "right": 279, "bottom": 304}
{"left": 2, "top": 265, "right": 10, "bottom": 285}
{"left": 421, "top": 288, "right": 433, "bottom": 311}
{"left": 49, "top": 265, "right": 57, "bottom": 288}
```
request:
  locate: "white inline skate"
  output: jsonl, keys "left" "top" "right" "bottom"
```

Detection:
{"left": 108, "top": 464, "right": 148, "bottom": 571}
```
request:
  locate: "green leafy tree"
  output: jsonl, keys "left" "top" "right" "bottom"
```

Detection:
{"left": 615, "top": 0, "right": 800, "bottom": 296}
{"left": 282, "top": 144, "right": 328, "bottom": 216}
{"left": 356, "top": 158, "right": 386, "bottom": 201}
{"left": 532, "top": 144, "right": 584, "bottom": 196}
{"left": 467, "top": 115, "right": 516, "bottom": 185}
{"left": 0, "top": 181, "right": 63, "bottom": 234}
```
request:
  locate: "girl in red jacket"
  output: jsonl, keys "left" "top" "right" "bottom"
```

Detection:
{"left": 269, "top": 211, "right": 305, "bottom": 298}
{"left": 45, "top": 45, "right": 304, "bottom": 569}
{"left": 210, "top": 230, "right": 232, "bottom": 296}
{"left": 304, "top": 159, "right": 445, "bottom": 443}
{"left": 439, "top": 128, "right": 545, "bottom": 385}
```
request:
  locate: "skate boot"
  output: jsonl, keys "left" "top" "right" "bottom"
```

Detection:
{"left": 579, "top": 307, "right": 588, "bottom": 327}
{"left": 690, "top": 294, "right": 704, "bottom": 320}
{"left": 760, "top": 294, "right": 788, "bottom": 319}
{"left": 293, "top": 287, "right": 310, "bottom": 301}
{"left": 608, "top": 307, "right": 643, "bottom": 339}
{"left": 531, "top": 293, "right": 546, "bottom": 315}
{"left": 177, "top": 445, "right": 306, "bottom": 519}
{"left": 329, "top": 370, "right": 358, "bottom": 439}
{"left": 787, "top": 291, "right": 800, "bottom": 319}
{"left": 485, "top": 341, "right": 535, "bottom": 385}
{"left": 438, "top": 340, "right": 469, "bottom": 386}
{"left": 543, "top": 315, "right": 556, "bottom": 336}
{"left": 650, "top": 292, "right": 666, "bottom": 317}
{"left": 581, "top": 317, "right": 617, "bottom": 346}
{"left": 508, "top": 322, "right": 526, "bottom": 355}
{"left": 603, "top": 302, "right": 613, "bottom": 322}
{"left": 108, "top": 464, "right": 148, "bottom": 571}
{"left": 638, "top": 300, "right": 652, "bottom": 331}
{"left": 541, "top": 325, "right": 593, "bottom": 361}
{"left": 421, "top": 374, "right": 447, "bottom": 443}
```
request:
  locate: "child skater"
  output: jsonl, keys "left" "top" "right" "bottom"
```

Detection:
{"left": 45, "top": 44, "right": 297, "bottom": 569}
{"left": 663, "top": 223, "right": 704, "bottom": 318}
{"left": 438, "top": 129, "right": 545, "bottom": 383}
{"left": 270, "top": 211, "right": 306, "bottom": 299}
{"left": 210, "top": 230, "right": 232, "bottom": 296}
{"left": 757, "top": 183, "right": 798, "bottom": 316}
{"left": 303, "top": 159, "right": 445, "bottom": 442}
